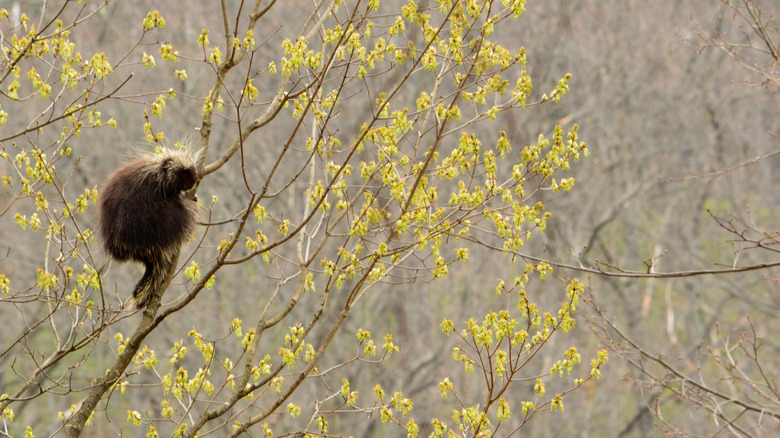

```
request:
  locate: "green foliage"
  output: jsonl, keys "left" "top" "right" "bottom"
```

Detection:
{"left": 0, "top": 1, "right": 601, "bottom": 436}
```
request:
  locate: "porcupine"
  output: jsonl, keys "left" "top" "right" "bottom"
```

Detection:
{"left": 98, "top": 147, "right": 199, "bottom": 308}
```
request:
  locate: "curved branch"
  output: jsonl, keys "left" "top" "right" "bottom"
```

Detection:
{"left": 467, "top": 237, "right": 780, "bottom": 279}
{"left": 64, "top": 253, "right": 182, "bottom": 437}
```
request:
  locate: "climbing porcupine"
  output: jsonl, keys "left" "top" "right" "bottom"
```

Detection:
{"left": 98, "top": 147, "right": 200, "bottom": 308}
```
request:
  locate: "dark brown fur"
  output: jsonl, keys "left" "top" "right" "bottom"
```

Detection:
{"left": 98, "top": 149, "right": 199, "bottom": 308}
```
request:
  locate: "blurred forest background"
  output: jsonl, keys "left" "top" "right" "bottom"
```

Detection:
{"left": 1, "top": 0, "right": 780, "bottom": 437}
